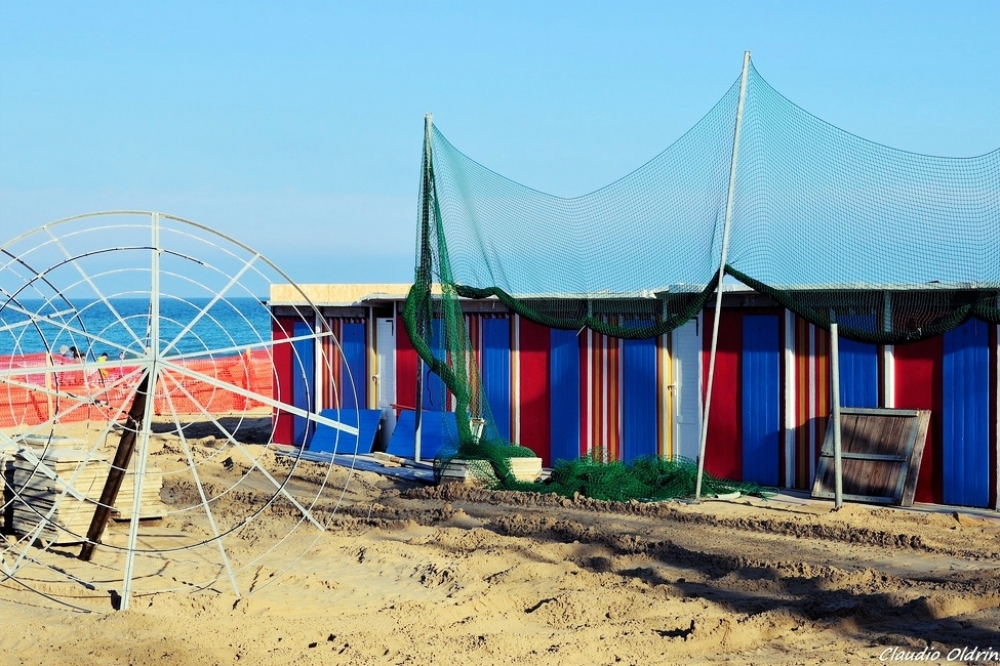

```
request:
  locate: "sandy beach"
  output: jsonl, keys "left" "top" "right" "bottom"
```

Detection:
{"left": 1, "top": 424, "right": 998, "bottom": 666}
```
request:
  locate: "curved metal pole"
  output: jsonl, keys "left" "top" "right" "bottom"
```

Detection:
{"left": 695, "top": 51, "right": 751, "bottom": 501}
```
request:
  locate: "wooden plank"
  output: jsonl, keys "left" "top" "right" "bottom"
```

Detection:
{"left": 811, "top": 490, "right": 895, "bottom": 504}
{"left": 817, "top": 452, "right": 908, "bottom": 463}
{"left": 812, "top": 408, "right": 930, "bottom": 506}
{"left": 900, "top": 411, "right": 931, "bottom": 507}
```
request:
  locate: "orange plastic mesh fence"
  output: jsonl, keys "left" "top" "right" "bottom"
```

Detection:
{"left": 0, "top": 350, "right": 273, "bottom": 429}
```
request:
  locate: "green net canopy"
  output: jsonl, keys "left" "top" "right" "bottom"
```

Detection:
{"left": 414, "top": 61, "right": 998, "bottom": 345}
{"left": 405, "top": 58, "right": 999, "bottom": 492}
{"left": 733, "top": 67, "right": 999, "bottom": 291}
{"left": 427, "top": 77, "right": 741, "bottom": 300}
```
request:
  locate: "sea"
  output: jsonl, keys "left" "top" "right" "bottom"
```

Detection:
{"left": 0, "top": 297, "right": 272, "bottom": 359}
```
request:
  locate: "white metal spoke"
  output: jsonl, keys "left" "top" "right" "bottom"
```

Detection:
{"left": 157, "top": 357, "right": 358, "bottom": 436}
{"left": 159, "top": 254, "right": 260, "bottom": 357}
{"left": 0, "top": 362, "right": 146, "bottom": 412}
{"left": 161, "top": 372, "right": 325, "bottom": 531}
{"left": 161, "top": 328, "right": 334, "bottom": 364}
{"left": 160, "top": 383, "right": 241, "bottom": 597}
{"left": 119, "top": 364, "right": 159, "bottom": 611}
{"left": 150, "top": 212, "right": 161, "bottom": 359}
{"left": 0, "top": 210, "right": 351, "bottom": 611}
{"left": 44, "top": 228, "right": 145, "bottom": 351}
{"left": 0, "top": 303, "right": 137, "bottom": 359}
{"left": 0, "top": 304, "right": 76, "bottom": 335}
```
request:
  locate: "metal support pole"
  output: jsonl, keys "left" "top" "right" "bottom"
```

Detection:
{"left": 414, "top": 358, "right": 423, "bottom": 463}
{"left": 830, "top": 319, "right": 844, "bottom": 509}
{"left": 695, "top": 50, "right": 751, "bottom": 501}
{"left": 414, "top": 113, "right": 434, "bottom": 464}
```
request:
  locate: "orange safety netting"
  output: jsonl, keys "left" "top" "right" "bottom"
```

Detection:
{"left": 0, "top": 349, "right": 273, "bottom": 429}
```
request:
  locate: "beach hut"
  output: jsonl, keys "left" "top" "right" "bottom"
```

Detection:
{"left": 269, "top": 284, "right": 999, "bottom": 510}
{"left": 273, "top": 55, "right": 998, "bottom": 510}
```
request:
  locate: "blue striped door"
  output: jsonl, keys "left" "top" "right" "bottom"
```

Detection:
{"left": 942, "top": 319, "right": 990, "bottom": 507}
{"left": 292, "top": 319, "right": 315, "bottom": 446}
{"left": 340, "top": 321, "right": 366, "bottom": 410}
{"left": 550, "top": 328, "right": 580, "bottom": 464}
{"left": 482, "top": 317, "right": 511, "bottom": 441}
{"left": 742, "top": 315, "right": 780, "bottom": 486}
{"left": 622, "top": 333, "right": 657, "bottom": 462}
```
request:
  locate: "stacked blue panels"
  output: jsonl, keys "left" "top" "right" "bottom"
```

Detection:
{"left": 482, "top": 318, "right": 511, "bottom": 441}
{"left": 942, "top": 319, "right": 990, "bottom": 507}
{"left": 622, "top": 331, "right": 657, "bottom": 462}
{"left": 550, "top": 328, "right": 580, "bottom": 464}
{"left": 742, "top": 315, "right": 780, "bottom": 486}
{"left": 340, "top": 321, "right": 367, "bottom": 410}
{"left": 292, "top": 320, "right": 315, "bottom": 446}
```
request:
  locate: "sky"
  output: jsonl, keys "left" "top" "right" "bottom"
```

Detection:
{"left": 1, "top": 0, "right": 998, "bottom": 288}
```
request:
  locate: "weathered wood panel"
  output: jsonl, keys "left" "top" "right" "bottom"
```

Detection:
{"left": 811, "top": 408, "right": 930, "bottom": 506}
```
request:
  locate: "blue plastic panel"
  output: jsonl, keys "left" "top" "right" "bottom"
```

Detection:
{"left": 386, "top": 409, "right": 458, "bottom": 460}
{"left": 942, "top": 319, "right": 990, "bottom": 507}
{"left": 309, "top": 409, "right": 382, "bottom": 455}
{"left": 340, "top": 321, "right": 367, "bottom": 410}
{"left": 742, "top": 315, "right": 780, "bottom": 486}
{"left": 622, "top": 332, "right": 657, "bottom": 462}
{"left": 482, "top": 318, "right": 511, "bottom": 441}
{"left": 292, "top": 319, "right": 315, "bottom": 446}
{"left": 550, "top": 328, "right": 580, "bottom": 464}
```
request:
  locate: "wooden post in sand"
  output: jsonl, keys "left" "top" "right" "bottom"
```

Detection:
{"left": 79, "top": 371, "right": 150, "bottom": 561}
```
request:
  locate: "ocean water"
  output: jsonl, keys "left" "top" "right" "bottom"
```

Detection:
{"left": 0, "top": 297, "right": 272, "bottom": 358}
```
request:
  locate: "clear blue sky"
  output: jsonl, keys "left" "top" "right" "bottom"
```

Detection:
{"left": 1, "top": 1, "right": 997, "bottom": 286}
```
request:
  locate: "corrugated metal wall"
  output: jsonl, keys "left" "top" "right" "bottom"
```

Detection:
{"left": 271, "top": 316, "right": 296, "bottom": 445}
{"left": 482, "top": 316, "right": 511, "bottom": 441}
{"left": 274, "top": 301, "right": 999, "bottom": 509}
{"left": 292, "top": 319, "right": 315, "bottom": 446}
{"left": 742, "top": 315, "right": 781, "bottom": 486}
{"left": 703, "top": 310, "right": 743, "bottom": 482}
{"left": 894, "top": 336, "right": 943, "bottom": 503}
{"left": 340, "top": 320, "right": 367, "bottom": 411}
{"left": 838, "top": 338, "right": 880, "bottom": 408}
{"left": 518, "top": 318, "right": 551, "bottom": 465}
{"left": 622, "top": 331, "right": 657, "bottom": 462}
{"left": 550, "top": 327, "right": 581, "bottom": 465}
{"left": 942, "top": 319, "right": 990, "bottom": 507}
{"left": 423, "top": 319, "right": 448, "bottom": 412}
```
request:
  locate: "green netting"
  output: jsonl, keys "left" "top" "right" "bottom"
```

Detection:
{"left": 404, "top": 57, "right": 999, "bottom": 484}
{"left": 519, "top": 456, "right": 772, "bottom": 503}
{"left": 438, "top": 454, "right": 772, "bottom": 503}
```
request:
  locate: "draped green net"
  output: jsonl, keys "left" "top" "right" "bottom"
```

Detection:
{"left": 402, "top": 59, "right": 999, "bottom": 499}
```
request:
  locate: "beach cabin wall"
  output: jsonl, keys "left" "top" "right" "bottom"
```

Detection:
{"left": 271, "top": 308, "right": 370, "bottom": 447}
{"left": 273, "top": 292, "right": 999, "bottom": 510}
{"left": 783, "top": 315, "right": 998, "bottom": 509}
{"left": 395, "top": 307, "right": 676, "bottom": 468}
